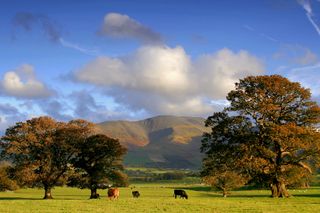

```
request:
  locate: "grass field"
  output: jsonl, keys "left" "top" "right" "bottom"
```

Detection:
{"left": 1, "top": 183, "right": 320, "bottom": 213}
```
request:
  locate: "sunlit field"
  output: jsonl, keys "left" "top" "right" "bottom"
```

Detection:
{"left": 1, "top": 184, "right": 320, "bottom": 213}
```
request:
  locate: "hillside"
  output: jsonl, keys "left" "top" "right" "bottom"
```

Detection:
{"left": 98, "top": 115, "right": 208, "bottom": 169}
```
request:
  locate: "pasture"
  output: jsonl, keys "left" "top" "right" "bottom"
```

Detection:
{"left": 0, "top": 183, "right": 320, "bottom": 212}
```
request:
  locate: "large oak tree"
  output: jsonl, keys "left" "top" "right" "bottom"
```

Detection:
{"left": 201, "top": 75, "right": 320, "bottom": 197}
{"left": 0, "top": 117, "right": 96, "bottom": 199}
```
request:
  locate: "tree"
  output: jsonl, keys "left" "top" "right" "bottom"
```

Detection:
{"left": 201, "top": 75, "right": 320, "bottom": 198}
{"left": 68, "top": 134, "right": 127, "bottom": 199}
{"left": 201, "top": 112, "right": 250, "bottom": 196}
{"left": 203, "top": 171, "right": 247, "bottom": 197}
{"left": 0, "top": 117, "right": 95, "bottom": 199}
{"left": 0, "top": 163, "right": 19, "bottom": 191}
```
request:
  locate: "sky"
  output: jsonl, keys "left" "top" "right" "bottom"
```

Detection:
{"left": 0, "top": 0, "right": 320, "bottom": 133}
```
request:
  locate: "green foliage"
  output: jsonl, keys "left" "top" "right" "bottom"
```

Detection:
{"left": 68, "top": 134, "right": 127, "bottom": 198}
{"left": 203, "top": 171, "right": 247, "bottom": 197}
{"left": 126, "top": 168, "right": 199, "bottom": 183}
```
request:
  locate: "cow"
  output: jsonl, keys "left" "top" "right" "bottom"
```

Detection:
{"left": 132, "top": 191, "right": 140, "bottom": 198}
{"left": 173, "top": 189, "right": 188, "bottom": 199}
{"left": 108, "top": 188, "right": 120, "bottom": 200}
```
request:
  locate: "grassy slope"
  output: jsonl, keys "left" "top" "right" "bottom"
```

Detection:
{"left": 1, "top": 185, "right": 320, "bottom": 213}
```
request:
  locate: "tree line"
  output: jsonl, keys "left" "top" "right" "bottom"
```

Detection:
{"left": 0, "top": 117, "right": 127, "bottom": 199}
{"left": 126, "top": 169, "right": 198, "bottom": 182}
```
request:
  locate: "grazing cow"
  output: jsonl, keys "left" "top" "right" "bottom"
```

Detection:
{"left": 173, "top": 189, "right": 188, "bottom": 199}
{"left": 108, "top": 188, "right": 120, "bottom": 200}
{"left": 132, "top": 191, "right": 140, "bottom": 198}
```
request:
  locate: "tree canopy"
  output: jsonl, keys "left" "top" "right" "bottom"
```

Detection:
{"left": 201, "top": 75, "right": 320, "bottom": 197}
{"left": 68, "top": 134, "right": 127, "bottom": 199}
{"left": 0, "top": 117, "right": 69, "bottom": 199}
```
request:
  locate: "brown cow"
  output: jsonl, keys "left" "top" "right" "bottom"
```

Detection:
{"left": 108, "top": 188, "right": 120, "bottom": 200}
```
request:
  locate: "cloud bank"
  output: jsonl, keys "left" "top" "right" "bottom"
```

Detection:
{"left": 1, "top": 64, "right": 54, "bottom": 99}
{"left": 75, "top": 46, "right": 265, "bottom": 116}
{"left": 98, "top": 13, "right": 163, "bottom": 44}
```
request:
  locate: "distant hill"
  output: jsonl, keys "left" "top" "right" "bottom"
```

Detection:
{"left": 97, "top": 115, "right": 208, "bottom": 169}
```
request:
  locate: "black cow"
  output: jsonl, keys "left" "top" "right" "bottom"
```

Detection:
{"left": 174, "top": 189, "right": 188, "bottom": 199}
{"left": 132, "top": 191, "right": 140, "bottom": 198}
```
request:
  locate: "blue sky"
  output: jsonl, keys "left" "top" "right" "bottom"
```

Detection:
{"left": 0, "top": 0, "right": 320, "bottom": 132}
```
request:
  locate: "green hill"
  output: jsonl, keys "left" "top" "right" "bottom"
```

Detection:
{"left": 98, "top": 115, "right": 208, "bottom": 169}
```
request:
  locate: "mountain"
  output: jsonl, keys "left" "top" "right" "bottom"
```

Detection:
{"left": 97, "top": 115, "right": 208, "bottom": 169}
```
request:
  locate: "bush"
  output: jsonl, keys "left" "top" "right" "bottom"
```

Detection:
{"left": 0, "top": 164, "right": 19, "bottom": 191}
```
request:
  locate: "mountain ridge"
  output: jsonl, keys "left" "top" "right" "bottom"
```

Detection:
{"left": 97, "top": 115, "right": 208, "bottom": 169}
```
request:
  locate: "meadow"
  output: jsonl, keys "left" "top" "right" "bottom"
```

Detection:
{"left": 0, "top": 183, "right": 320, "bottom": 213}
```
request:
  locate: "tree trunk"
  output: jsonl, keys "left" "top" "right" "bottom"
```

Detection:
{"left": 43, "top": 185, "right": 53, "bottom": 199}
{"left": 271, "top": 180, "right": 289, "bottom": 198}
{"left": 222, "top": 190, "right": 227, "bottom": 198}
{"left": 90, "top": 188, "right": 99, "bottom": 199}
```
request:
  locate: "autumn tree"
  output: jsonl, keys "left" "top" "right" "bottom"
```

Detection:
{"left": 0, "top": 117, "right": 96, "bottom": 199}
{"left": 67, "top": 134, "right": 127, "bottom": 199}
{"left": 0, "top": 162, "right": 19, "bottom": 191}
{"left": 201, "top": 75, "right": 320, "bottom": 198}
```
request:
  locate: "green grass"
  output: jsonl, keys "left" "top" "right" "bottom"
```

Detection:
{"left": 1, "top": 185, "right": 320, "bottom": 212}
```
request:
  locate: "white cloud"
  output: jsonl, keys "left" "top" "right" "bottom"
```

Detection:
{"left": 77, "top": 46, "right": 192, "bottom": 100}
{"left": 98, "top": 13, "right": 163, "bottom": 44}
{"left": 75, "top": 46, "right": 265, "bottom": 117}
{"left": 195, "top": 48, "right": 264, "bottom": 99}
{"left": 1, "top": 64, "right": 54, "bottom": 99}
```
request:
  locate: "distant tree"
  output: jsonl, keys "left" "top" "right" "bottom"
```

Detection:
{"left": 68, "top": 134, "right": 127, "bottom": 199}
{"left": 203, "top": 171, "right": 247, "bottom": 197}
{"left": 201, "top": 75, "right": 320, "bottom": 198}
{"left": 0, "top": 117, "right": 96, "bottom": 199}
{"left": 160, "top": 172, "right": 185, "bottom": 180}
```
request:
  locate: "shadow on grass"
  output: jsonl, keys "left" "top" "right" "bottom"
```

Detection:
{"left": 0, "top": 197, "right": 42, "bottom": 200}
{"left": 173, "top": 186, "right": 212, "bottom": 192}
{"left": 292, "top": 194, "right": 320, "bottom": 198}
{"left": 197, "top": 193, "right": 271, "bottom": 198}
{"left": 0, "top": 196, "right": 93, "bottom": 201}
{"left": 54, "top": 194, "right": 89, "bottom": 197}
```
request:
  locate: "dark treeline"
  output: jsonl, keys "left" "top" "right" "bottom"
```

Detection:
{"left": 126, "top": 169, "right": 199, "bottom": 182}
